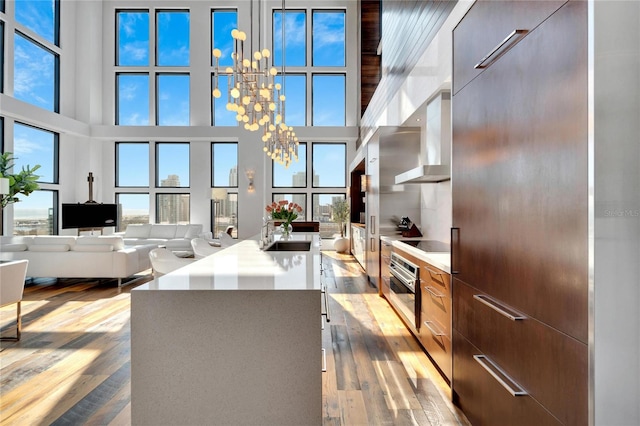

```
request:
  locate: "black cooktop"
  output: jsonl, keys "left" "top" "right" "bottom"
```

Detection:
{"left": 399, "top": 239, "right": 450, "bottom": 253}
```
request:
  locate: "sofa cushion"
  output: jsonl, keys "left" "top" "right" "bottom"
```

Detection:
{"left": 32, "top": 236, "right": 77, "bottom": 246}
{"left": 1, "top": 243, "right": 28, "bottom": 252}
{"left": 149, "top": 225, "right": 177, "bottom": 239}
{"left": 77, "top": 236, "right": 125, "bottom": 250}
{"left": 72, "top": 244, "right": 114, "bottom": 252}
{"left": 29, "top": 244, "right": 71, "bottom": 252}
{"left": 175, "top": 224, "right": 190, "bottom": 238}
{"left": 185, "top": 224, "right": 203, "bottom": 239}
{"left": 124, "top": 224, "right": 151, "bottom": 238}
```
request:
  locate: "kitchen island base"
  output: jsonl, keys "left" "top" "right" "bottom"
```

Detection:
{"left": 131, "top": 289, "right": 321, "bottom": 425}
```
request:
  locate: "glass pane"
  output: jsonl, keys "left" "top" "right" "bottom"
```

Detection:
{"left": 116, "top": 193, "right": 150, "bottom": 231}
{"left": 117, "top": 11, "right": 149, "bottom": 66}
{"left": 312, "top": 74, "right": 345, "bottom": 126}
{"left": 313, "top": 11, "right": 345, "bottom": 66}
{"left": 15, "top": 0, "right": 57, "bottom": 45}
{"left": 212, "top": 74, "right": 237, "bottom": 126}
{"left": 117, "top": 143, "right": 149, "bottom": 186}
{"left": 13, "top": 190, "right": 56, "bottom": 235}
{"left": 272, "top": 193, "right": 306, "bottom": 221}
{"left": 313, "top": 143, "right": 346, "bottom": 187}
{"left": 157, "top": 74, "right": 190, "bottom": 125}
{"left": 212, "top": 143, "right": 238, "bottom": 187}
{"left": 14, "top": 33, "right": 57, "bottom": 112}
{"left": 273, "top": 143, "right": 306, "bottom": 187}
{"left": 117, "top": 73, "right": 149, "bottom": 125}
{"left": 157, "top": 143, "right": 189, "bottom": 187}
{"left": 156, "top": 193, "right": 190, "bottom": 224}
{"left": 211, "top": 10, "right": 237, "bottom": 67}
{"left": 156, "top": 10, "right": 190, "bottom": 66}
{"left": 273, "top": 11, "right": 306, "bottom": 67}
{"left": 312, "top": 193, "right": 346, "bottom": 238}
{"left": 212, "top": 192, "right": 237, "bottom": 238}
{"left": 13, "top": 122, "right": 57, "bottom": 183}
{"left": 275, "top": 74, "right": 306, "bottom": 126}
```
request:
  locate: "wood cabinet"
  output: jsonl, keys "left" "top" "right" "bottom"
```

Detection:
{"left": 452, "top": 1, "right": 588, "bottom": 424}
{"left": 380, "top": 238, "right": 392, "bottom": 298}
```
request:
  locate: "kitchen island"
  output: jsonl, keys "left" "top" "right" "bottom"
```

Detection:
{"left": 131, "top": 233, "right": 322, "bottom": 425}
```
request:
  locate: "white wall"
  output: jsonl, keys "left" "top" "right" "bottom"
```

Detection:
{"left": 592, "top": 1, "right": 640, "bottom": 424}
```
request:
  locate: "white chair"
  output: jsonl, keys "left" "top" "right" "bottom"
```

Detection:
{"left": 149, "top": 248, "right": 194, "bottom": 278}
{"left": 219, "top": 231, "right": 238, "bottom": 248}
{"left": 0, "top": 259, "right": 29, "bottom": 341}
{"left": 191, "top": 238, "right": 221, "bottom": 259}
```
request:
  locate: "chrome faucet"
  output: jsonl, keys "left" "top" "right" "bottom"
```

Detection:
{"left": 261, "top": 219, "right": 274, "bottom": 247}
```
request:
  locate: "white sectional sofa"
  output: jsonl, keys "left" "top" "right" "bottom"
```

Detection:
{"left": 118, "top": 224, "right": 203, "bottom": 252}
{"left": 0, "top": 235, "right": 156, "bottom": 286}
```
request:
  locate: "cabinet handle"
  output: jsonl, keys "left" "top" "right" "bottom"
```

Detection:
{"left": 426, "top": 267, "right": 443, "bottom": 276}
{"left": 474, "top": 29, "right": 527, "bottom": 69}
{"left": 451, "top": 227, "right": 459, "bottom": 275}
{"left": 322, "top": 348, "right": 327, "bottom": 372}
{"left": 473, "top": 294, "right": 526, "bottom": 321}
{"left": 473, "top": 355, "right": 528, "bottom": 396}
{"left": 423, "top": 320, "right": 446, "bottom": 337}
{"left": 424, "top": 286, "right": 445, "bottom": 299}
{"left": 370, "top": 238, "right": 375, "bottom": 252}
{"left": 369, "top": 215, "right": 376, "bottom": 235}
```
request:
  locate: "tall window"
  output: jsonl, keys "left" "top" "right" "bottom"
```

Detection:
{"left": 116, "top": 142, "right": 149, "bottom": 187}
{"left": 212, "top": 143, "right": 238, "bottom": 187}
{"left": 116, "top": 193, "right": 150, "bottom": 231}
{"left": 0, "top": 22, "right": 4, "bottom": 94}
{"left": 211, "top": 9, "right": 237, "bottom": 126}
{"left": 211, "top": 142, "right": 238, "bottom": 237}
{"left": 273, "top": 193, "right": 307, "bottom": 221}
{"left": 156, "top": 143, "right": 189, "bottom": 187}
{"left": 312, "top": 193, "right": 345, "bottom": 238}
{"left": 275, "top": 74, "right": 306, "bottom": 126}
{"left": 157, "top": 73, "right": 190, "bottom": 125}
{"left": 116, "top": 10, "right": 149, "bottom": 66}
{"left": 156, "top": 193, "right": 190, "bottom": 224}
{"left": 156, "top": 10, "right": 190, "bottom": 67}
{"left": 116, "top": 73, "right": 149, "bottom": 125}
{"left": 13, "top": 33, "right": 59, "bottom": 112}
{"left": 312, "top": 74, "right": 345, "bottom": 125}
{"left": 13, "top": 189, "right": 57, "bottom": 236}
{"left": 15, "top": 0, "right": 59, "bottom": 46}
{"left": 273, "top": 143, "right": 306, "bottom": 188}
{"left": 312, "top": 10, "right": 345, "bottom": 66}
{"left": 312, "top": 143, "right": 346, "bottom": 187}
{"left": 273, "top": 11, "right": 306, "bottom": 66}
{"left": 13, "top": 122, "right": 58, "bottom": 184}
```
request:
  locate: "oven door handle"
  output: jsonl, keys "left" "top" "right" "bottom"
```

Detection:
{"left": 389, "top": 266, "right": 416, "bottom": 291}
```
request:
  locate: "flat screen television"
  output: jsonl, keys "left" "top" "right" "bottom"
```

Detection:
{"left": 62, "top": 203, "right": 119, "bottom": 229}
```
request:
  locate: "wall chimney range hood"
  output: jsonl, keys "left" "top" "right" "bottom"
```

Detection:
{"left": 394, "top": 164, "right": 450, "bottom": 184}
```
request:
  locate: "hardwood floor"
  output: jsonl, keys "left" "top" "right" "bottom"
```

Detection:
{"left": 0, "top": 252, "right": 468, "bottom": 425}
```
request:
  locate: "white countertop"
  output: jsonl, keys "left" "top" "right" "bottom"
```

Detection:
{"left": 135, "top": 233, "right": 322, "bottom": 291}
{"left": 380, "top": 235, "right": 451, "bottom": 274}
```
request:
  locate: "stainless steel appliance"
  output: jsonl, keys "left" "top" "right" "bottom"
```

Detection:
{"left": 388, "top": 252, "right": 420, "bottom": 329}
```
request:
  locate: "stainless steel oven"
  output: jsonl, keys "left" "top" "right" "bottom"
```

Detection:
{"left": 388, "top": 252, "right": 420, "bottom": 329}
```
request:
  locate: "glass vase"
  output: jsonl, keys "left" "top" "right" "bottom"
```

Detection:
{"left": 279, "top": 223, "right": 293, "bottom": 239}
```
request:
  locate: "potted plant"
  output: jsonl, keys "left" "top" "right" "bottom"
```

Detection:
{"left": 331, "top": 199, "right": 350, "bottom": 253}
{"left": 1, "top": 152, "right": 41, "bottom": 208}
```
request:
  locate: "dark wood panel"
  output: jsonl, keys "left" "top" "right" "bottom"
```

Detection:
{"left": 453, "top": 278, "right": 588, "bottom": 425}
{"left": 452, "top": 0, "right": 566, "bottom": 95}
{"left": 421, "top": 282, "right": 451, "bottom": 337}
{"left": 419, "top": 323, "right": 452, "bottom": 382}
{"left": 453, "top": 330, "right": 563, "bottom": 426}
{"left": 452, "top": 0, "right": 588, "bottom": 342}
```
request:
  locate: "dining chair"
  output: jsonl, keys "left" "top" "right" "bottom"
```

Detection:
{"left": 0, "top": 259, "right": 29, "bottom": 341}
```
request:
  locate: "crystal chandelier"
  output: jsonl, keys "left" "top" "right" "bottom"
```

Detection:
{"left": 211, "top": 0, "right": 299, "bottom": 168}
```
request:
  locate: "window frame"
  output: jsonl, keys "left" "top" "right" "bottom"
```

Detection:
{"left": 311, "top": 9, "right": 346, "bottom": 67}
{"left": 155, "top": 142, "right": 191, "bottom": 188}
{"left": 272, "top": 141, "right": 307, "bottom": 188}
{"left": 12, "top": 189, "right": 58, "bottom": 236}
{"left": 115, "top": 72, "right": 150, "bottom": 125}
{"left": 155, "top": 72, "right": 191, "bottom": 126}
{"left": 155, "top": 9, "right": 190, "bottom": 67}
{"left": 115, "top": 192, "right": 151, "bottom": 232}
{"left": 312, "top": 142, "right": 346, "bottom": 188}
{"left": 311, "top": 73, "right": 346, "bottom": 126}
{"left": 13, "top": 30, "right": 60, "bottom": 113}
{"left": 272, "top": 193, "right": 308, "bottom": 221}
{"left": 115, "top": 142, "right": 150, "bottom": 188}
{"left": 211, "top": 142, "right": 239, "bottom": 188}
{"left": 13, "top": 121, "right": 59, "bottom": 184}
{"left": 155, "top": 192, "right": 191, "bottom": 224}
{"left": 311, "top": 192, "right": 346, "bottom": 239}
{"left": 115, "top": 9, "right": 150, "bottom": 67}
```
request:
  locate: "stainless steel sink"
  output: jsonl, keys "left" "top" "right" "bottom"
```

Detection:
{"left": 265, "top": 241, "right": 312, "bottom": 251}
